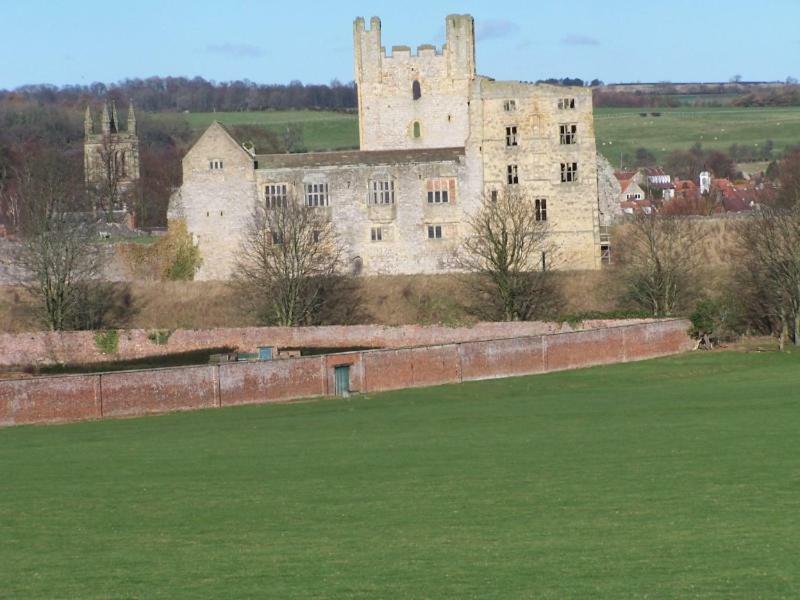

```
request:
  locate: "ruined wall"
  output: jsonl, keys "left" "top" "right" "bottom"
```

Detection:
{"left": 468, "top": 79, "right": 600, "bottom": 270}
{"left": 254, "top": 156, "right": 468, "bottom": 275}
{"left": 0, "top": 320, "right": 659, "bottom": 369}
{"left": 0, "top": 320, "right": 692, "bottom": 427}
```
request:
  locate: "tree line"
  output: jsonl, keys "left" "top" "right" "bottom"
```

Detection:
{"left": 0, "top": 77, "right": 357, "bottom": 113}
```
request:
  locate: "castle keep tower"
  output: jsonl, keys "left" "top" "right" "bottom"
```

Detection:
{"left": 354, "top": 15, "right": 476, "bottom": 151}
{"left": 84, "top": 100, "right": 140, "bottom": 214}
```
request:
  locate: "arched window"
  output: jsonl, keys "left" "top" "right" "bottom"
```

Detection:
{"left": 412, "top": 80, "right": 421, "bottom": 100}
{"left": 412, "top": 121, "right": 421, "bottom": 138}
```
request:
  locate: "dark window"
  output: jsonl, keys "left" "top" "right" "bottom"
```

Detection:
{"left": 535, "top": 198, "right": 547, "bottom": 221}
{"left": 559, "top": 123, "right": 577, "bottom": 145}
{"left": 370, "top": 179, "right": 395, "bottom": 205}
{"left": 506, "top": 126, "right": 518, "bottom": 146}
{"left": 427, "top": 225, "right": 443, "bottom": 239}
{"left": 507, "top": 164, "right": 519, "bottom": 185}
{"left": 371, "top": 227, "right": 382, "bottom": 242}
{"left": 265, "top": 184, "right": 288, "bottom": 208}
{"left": 560, "top": 162, "right": 578, "bottom": 183}
{"left": 413, "top": 121, "right": 421, "bottom": 138}
{"left": 304, "top": 182, "right": 329, "bottom": 207}
{"left": 491, "top": 190, "right": 498, "bottom": 202}
{"left": 412, "top": 80, "right": 421, "bottom": 100}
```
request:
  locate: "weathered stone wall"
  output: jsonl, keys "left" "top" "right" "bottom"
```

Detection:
{"left": 0, "top": 319, "right": 693, "bottom": 427}
{"left": 468, "top": 79, "right": 601, "bottom": 270}
{"left": 354, "top": 15, "right": 474, "bottom": 151}
{"left": 177, "top": 122, "right": 257, "bottom": 280}
{"left": 0, "top": 320, "right": 660, "bottom": 369}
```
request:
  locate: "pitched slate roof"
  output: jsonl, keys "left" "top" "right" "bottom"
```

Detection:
{"left": 254, "top": 147, "right": 465, "bottom": 169}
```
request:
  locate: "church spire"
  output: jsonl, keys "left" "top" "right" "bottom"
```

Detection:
{"left": 110, "top": 101, "right": 120, "bottom": 134}
{"left": 84, "top": 105, "right": 93, "bottom": 136}
{"left": 127, "top": 100, "right": 137, "bottom": 134}
{"left": 101, "top": 102, "right": 111, "bottom": 134}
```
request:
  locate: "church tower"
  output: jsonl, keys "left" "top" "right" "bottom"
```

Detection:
{"left": 84, "top": 99, "right": 141, "bottom": 218}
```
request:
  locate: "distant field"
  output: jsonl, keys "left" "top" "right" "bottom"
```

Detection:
{"left": 594, "top": 106, "right": 800, "bottom": 164}
{"left": 2, "top": 351, "right": 800, "bottom": 597}
{"left": 175, "top": 106, "right": 800, "bottom": 164}
{"left": 177, "top": 109, "right": 359, "bottom": 152}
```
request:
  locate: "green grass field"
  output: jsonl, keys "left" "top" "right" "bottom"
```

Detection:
{"left": 179, "top": 109, "right": 359, "bottom": 152}
{"left": 2, "top": 351, "right": 800, "bottom": 598}
{"left": 177, "top": 106, "right": 800, "bottom": 165}
{"left": 594, "top": 106, "right": 800, "bottom": 164}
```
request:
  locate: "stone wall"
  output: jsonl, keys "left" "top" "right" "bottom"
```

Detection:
{"left": 0, "top": 319, "right": 660, "bottom": 369}
{"left": 0, "top": 319, "right": 693, "bottom": 427}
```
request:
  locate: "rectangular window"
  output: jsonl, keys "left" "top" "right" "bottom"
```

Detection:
{"left": 559, "top": 123, "right": 577, "bottom": 145}
{"left": 265, "top": 183, "right": 288, "bottom": 208}
{"left": 535, "top": 198, "right": 547, "bottom": 222}
{"left": 503, "top": 99, "right": 517, "bottom": 112}
{"left": 426, "top": 178, "right": 452, "bottom": 203}
{"left": 491, "top": 189, "right": 498, "bottom": 202}
{"left": 560, "top": 162, "right": 578, "bottom": 183}
{"left": 427, "top": 224, "right": 443, "bottom": 240}
{"left": 271, "top": 231, "right": 283, "bottom": 245}
{"left": 506, "top": 126, "right": 518, "bottom": 147}
{"left": 370, "top": 180, "right": 395, "bottom": 205}
{"left": 507, "top": 164, "right": 519, "bottom": 185}
{"left": 209, "top": 159, "right": 224, "bottom": 170}
{"left": 558, "top": 98, "right": 576, "bottom": 110}
{"left": 304, "top": 182, "right": 329, "bottom": 207}
{"left": 370, "top": 227, "right": 383, "bottom": 242}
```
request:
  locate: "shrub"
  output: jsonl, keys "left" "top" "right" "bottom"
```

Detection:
{"left": 94, "top": 330, "right": 119, "bottom": 355}
{"left": 147, "top": 329, "right": 172, "bottom": 345}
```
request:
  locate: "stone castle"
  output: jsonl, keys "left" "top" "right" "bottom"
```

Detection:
{"left": 170, "top": 15, "right": 600, "bottom": 280}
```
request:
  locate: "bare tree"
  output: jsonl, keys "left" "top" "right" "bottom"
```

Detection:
{"left": 457, "top": 188, "right": 559, "bottom": 321}
{"left": 615, "top": 214, "right": 699, "bottom": 317}
{"left": 4, "top": 150, "right": 105, "bottom": 330}
{"left": 232, "top": 195, "right": 349, "bottom": 326}
{"left": 737, "top": 206, "right": 800, "bottom": 348}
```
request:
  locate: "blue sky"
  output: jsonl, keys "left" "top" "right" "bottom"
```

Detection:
{"left": 2, "top": 0, "right": 798, "bottom": 89}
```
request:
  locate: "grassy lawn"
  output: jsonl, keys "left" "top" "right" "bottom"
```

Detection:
{"left": 2, "top": 351, "right": 800, "bottom": 597}
{"left": 595, "top": 106, "right": 800, "bottom": 164}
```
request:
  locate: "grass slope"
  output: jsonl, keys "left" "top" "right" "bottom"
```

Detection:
{"left": 176, "top": 106, "right": 800, "bottom": 164}
{"left": 2, "top": 351, "right": 800, "bottom": 597}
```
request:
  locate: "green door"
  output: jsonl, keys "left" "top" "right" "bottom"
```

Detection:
{"left": 334, "top": 365, "right": 350, "bottom": 397}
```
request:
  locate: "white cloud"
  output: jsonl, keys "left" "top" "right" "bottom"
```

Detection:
{"left": 206, "top": 43, "right": 267, "bottom": 59}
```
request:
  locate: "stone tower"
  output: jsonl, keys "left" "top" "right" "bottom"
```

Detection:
{"left": 353, "top": 14, "right": 476, "bottom": 151}
{"left": 84, "top": 99, "right": 141, "bottom": 215}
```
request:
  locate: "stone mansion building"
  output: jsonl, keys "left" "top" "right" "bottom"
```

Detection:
{"left": 170, "top": 15, "right": 601, "bottom": 280}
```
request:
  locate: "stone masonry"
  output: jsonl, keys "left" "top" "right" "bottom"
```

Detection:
{"left": 171, "top": 14, "right": 602, "bottom": 280}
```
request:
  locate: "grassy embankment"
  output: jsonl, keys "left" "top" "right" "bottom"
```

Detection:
{"left": 2, "top": 350, "right": 800, "bottom": 597}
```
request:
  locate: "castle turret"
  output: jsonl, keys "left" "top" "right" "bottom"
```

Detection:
{"left": 84, "top": 105, "right": 93, "bottom": 136}
{"left": 127, "top": 101, "right": 137, "bottom": 135}
{"left": 445, "top": 14, "right": 476, "bottom": 79}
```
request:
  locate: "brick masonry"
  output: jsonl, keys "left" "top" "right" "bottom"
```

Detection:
{"left": 0, "top": 319, "right": 693, "bottom": 428}
{"left": 0, "top": 319, "right": 658, "bottom": 369}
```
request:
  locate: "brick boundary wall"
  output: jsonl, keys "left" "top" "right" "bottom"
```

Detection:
{"left": 0, "top": 319, "right": 660, "bottom": 369}
{"left": 0, "top": 319, "right": 693, "bottom": 428}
